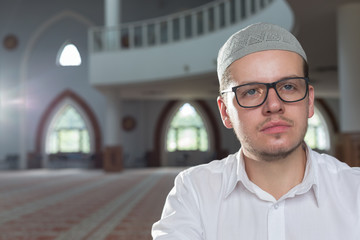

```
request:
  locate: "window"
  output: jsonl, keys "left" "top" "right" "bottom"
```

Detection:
{"left": 57, "top": 42, "right": 82, "bottom": 66}
{"left": 47, "top": 105, "right": 90, "bottom": 153}
{"left": 167, "top": 103, "right": 209, "bottom": 152}
{"left": 305, "top": 108, "right": 330, "bottom": 151}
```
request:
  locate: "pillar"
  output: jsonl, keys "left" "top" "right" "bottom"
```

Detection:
{"left": 104, "top": 0, "right": 122, "bottom": 50}
{"left": 103, "top": 91, "right": 123, "bottom": 172}
{"left": 105, "top": 0, "right": 121, "bottom": 27}
{"left": 337, "top": 2, "right": 360, "bottom": 166}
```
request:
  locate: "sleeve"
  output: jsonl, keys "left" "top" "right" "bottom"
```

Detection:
{"left": 151, "top": 171, "right": 205, "bottom": 240}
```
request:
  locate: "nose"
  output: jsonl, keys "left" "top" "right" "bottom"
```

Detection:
{"left": 262, "top": 88, "right": 284, "bottom": 114}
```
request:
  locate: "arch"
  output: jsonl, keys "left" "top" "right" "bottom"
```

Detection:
{"left": 46, "top": 105, "right": 90, "bottom": 154}
{"left": 305, "top": 106, "right": 330, "bottom": 151}
{"left": 166, "top": 103, "right": 209, "bottom": 152}
{"left": 307, "top": 99, "right": 338, "bottom": 155}
{"left": 151, "top": 100, "right": 223, "bottom": 167}
{"left": 36, "top": 90, "right": 101, "bottom": 167}
{"left": 316, "top": 98, "right": 339, "bottom": 133}
{"left": 21, "top": 10, "right": 93, "bottom": 73}
{"left": 19, "top": 10, "right": 95, "bottom": 168}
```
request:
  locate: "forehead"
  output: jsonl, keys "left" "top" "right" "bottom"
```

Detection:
{"left": 227, "top": 50, "right": 304, "bottom": 84}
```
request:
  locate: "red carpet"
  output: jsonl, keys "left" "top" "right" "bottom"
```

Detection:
{"left": 0, "top": 168, "right": 181, "bottom": 240}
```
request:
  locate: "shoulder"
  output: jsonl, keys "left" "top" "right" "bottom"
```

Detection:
{"left": 311, "top": 149, "right": 360, "bottom": 185}
{"left": 310, "top": 149, "right": 360, "bottom": 214}
{"left": 179, "top": 152, "right": 238, "bottom": 180}
{"left": 174, "top": 152, "right": 239, "bottom": 196}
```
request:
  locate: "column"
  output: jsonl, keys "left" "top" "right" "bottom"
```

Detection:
{"left": 104, "top": 0, "right": 122, "bottom": 50}
{"left": 0, "top": 72, "right": 3, "bottom": 165}
{"left": 337, "top": 2, "right": 360, "bottom": 166}
{"left": 105, "top": 0, "right": 121, "bottom": 27}
{"left": 103, "top": 91, "right": 123, "bottom": 172}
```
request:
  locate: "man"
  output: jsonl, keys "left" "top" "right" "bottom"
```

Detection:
{"left": 152, "top": 23, "right": 360, "bottom": 239}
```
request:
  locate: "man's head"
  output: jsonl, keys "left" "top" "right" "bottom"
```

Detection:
{"left": 216, "top": 23, "right": 314, "bottom": 161}
{"left": 217, "top": 22, "right": 308, "bottom": 92}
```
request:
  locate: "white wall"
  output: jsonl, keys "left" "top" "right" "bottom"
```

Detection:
{"left": 0, "top": 0, "right": 104, "bottom": 163}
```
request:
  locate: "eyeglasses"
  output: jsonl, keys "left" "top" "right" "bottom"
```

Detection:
{"left": 221, "top": 77, "right": 309, "bottom": 108}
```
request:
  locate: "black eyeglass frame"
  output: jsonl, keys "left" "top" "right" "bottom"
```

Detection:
{"left": 221, "top": 77, "right": 310, "bottom": 108}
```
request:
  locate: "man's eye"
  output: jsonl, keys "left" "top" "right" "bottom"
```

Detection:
{"left": 240, "top": 88, "right": 260, "bottom": 97}
{"left": 283, "top": 84, "right": 295, "bottom": 90}
{"left": 246, "top": 89, "right": 257, "bottom": 95}
{"left": 237, "top": 85, "right": 264, "bottom": 98}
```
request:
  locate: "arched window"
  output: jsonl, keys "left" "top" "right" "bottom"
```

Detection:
{"left": 167, "top": 103, "right": 209, "bottom": 152}
{"left": 305, "top": 107, "right": 330, "bottom": 151}
{"left": 57, "top": 41, "right": 82, "bottom": 66}
{"left": 46, "top": 105, "right": 90, "bottom": 154}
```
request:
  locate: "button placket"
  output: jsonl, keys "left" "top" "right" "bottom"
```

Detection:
{"left": 268, "top": 201, "right": 285, "bottom": 240}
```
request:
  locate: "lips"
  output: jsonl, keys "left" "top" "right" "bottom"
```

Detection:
{"left": 260, "top": 121, "right": 292, "bottom": 134}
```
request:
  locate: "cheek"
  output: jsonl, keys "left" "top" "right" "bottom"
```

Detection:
{"left": 291, "top": 106, "right": 310, "bottom": 132}
{"left": 228, "top": 110, "right": 256, "bottom": 135}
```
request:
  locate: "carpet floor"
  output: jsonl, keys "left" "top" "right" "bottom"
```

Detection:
{"left": 0, "top": 167, "right": 182, "bottom": 240}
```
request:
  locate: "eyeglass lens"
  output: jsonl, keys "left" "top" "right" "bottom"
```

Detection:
{"left": 235, "top": 78, "right": 307, "bottom": 107}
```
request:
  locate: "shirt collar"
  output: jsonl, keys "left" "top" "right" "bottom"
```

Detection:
{"left": 224, "top": 145, "right": 320, "bottom": 206}
{"left": 304, "top": 144, "right": 320, "bottom": 206}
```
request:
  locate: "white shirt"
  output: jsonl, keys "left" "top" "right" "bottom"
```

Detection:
{"left": 152, "top": 146, "right": 360, "bottom": 240}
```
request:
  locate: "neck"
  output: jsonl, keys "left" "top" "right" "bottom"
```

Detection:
{"left": 243, "top": 144, "right": 307, "bottom": 200}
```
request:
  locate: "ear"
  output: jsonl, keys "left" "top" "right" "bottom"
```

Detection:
{"left": 217, "top": 96, "right": 233, "bottom": 129}
{"left": 308, "top": 85, "right": 315, "bottom": 118}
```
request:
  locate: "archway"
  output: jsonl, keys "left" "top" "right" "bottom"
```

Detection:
{"left": 35, "top": 90, "right": 102, "bottom": 168}
{"left": 305, "top": 99, "right": 338, "bottom": 155}
{"left": 19, "top": 10, "right": 95, "bottom": 168}
{"left": 152, "top": 100, "right": 224, "bottom": 167}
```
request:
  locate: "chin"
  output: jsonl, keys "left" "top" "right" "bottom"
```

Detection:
{"left": 261, "top": 148, "right": 295, "bottom": 161}
{"left": 247, "top": 140, "right": 303, "bottom": 161}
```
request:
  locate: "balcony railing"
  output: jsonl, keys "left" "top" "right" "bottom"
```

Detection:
{"left": 89, "top": 0, "right": 274, "bottom": 52}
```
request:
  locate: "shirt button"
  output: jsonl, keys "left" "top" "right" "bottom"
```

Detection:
{"left": 274, "top": 203, "right": 279, "bottom": 209}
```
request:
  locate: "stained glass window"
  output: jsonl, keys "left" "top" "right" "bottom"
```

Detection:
{"left": 167, "top": 103, "right": 209, "bottom": 152}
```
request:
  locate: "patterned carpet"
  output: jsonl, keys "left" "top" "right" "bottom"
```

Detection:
{"left": 0, "top": 168, "right": 181, "bottom": 240}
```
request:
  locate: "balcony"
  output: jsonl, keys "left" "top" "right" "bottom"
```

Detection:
{"left": 88, "top": 0, "right": 294, "bottom": 99}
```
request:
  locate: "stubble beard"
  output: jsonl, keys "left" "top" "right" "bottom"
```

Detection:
{"left": 236, "top": 121, "right": 308, "bottom": 162}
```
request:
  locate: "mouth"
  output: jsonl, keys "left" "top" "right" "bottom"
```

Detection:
{"left": 260, "top": 121, "right": 292, "bottom": 134}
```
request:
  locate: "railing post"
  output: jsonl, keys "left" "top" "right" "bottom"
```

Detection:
{"left": 234, "top": 0, "right": 241, "bottom": 22}
{"left": 192, "top": 12, "right": 198, "bottom": 37}
{"left": 224, "top": 0, "right": 231, "bottom": 27}
{"left": 168, "top": 18, "right": 173, "bottom": 43}
{"left": 97, "top": 28, "right": 106, "bottom": 51}
{"left": 179, "top": 15, "right": 186, "bottom": 40}
{"left": 266, "top": 0, "right": 273, "bottom": 6}
{"left": 214, "top": 3, "right": 220, "bottom": 30}
{"left": 203, "top": 8, "right": 209, "bottom": 34}
{"left": 155, "top": 21, "right": 161, "bottom": 45}
{"left": 88, "top": 28, "right": 94, "bottom": 53}
{"left": 142, "top": 23, "right": 148, "bottom": 48}
{"left": 128, "top": 25, "right": 134, "bottom": 48}
{"left": 255, "top": 0, "right": 262, "bottom": 12}
{"left": 102, "top": 28, "right": 107, "bottom": 51}
{"left": 245, "top": 0, "right": 253, "bottom": 17}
